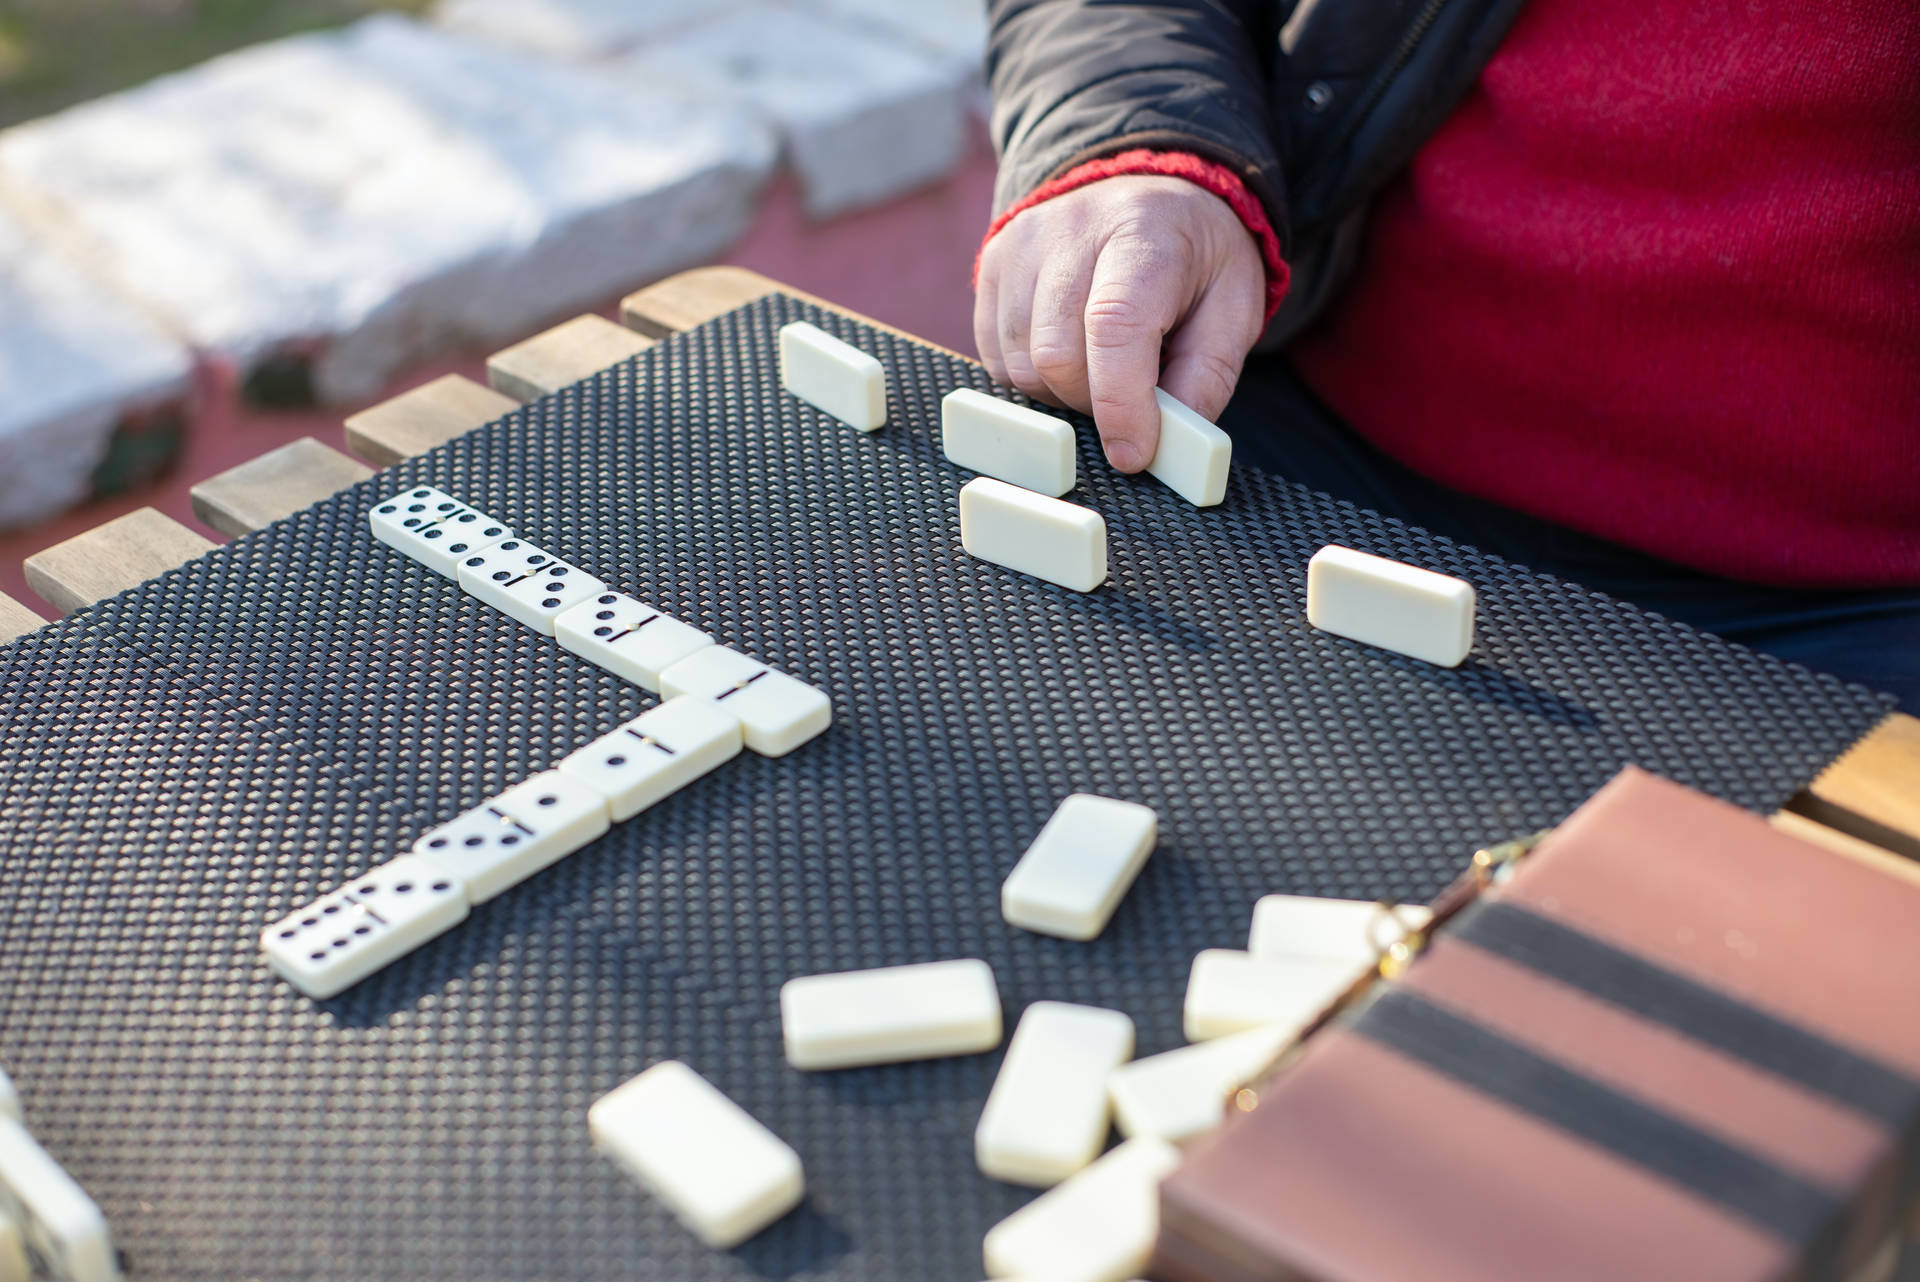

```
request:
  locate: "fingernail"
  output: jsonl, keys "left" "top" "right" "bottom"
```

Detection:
{"left": 1108, "top": 442, "right": 1143, "bottom": 472}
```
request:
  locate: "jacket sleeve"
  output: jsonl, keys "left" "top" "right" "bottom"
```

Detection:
{"left": 986, "top": 0, "right": 1293, "bottom": 252}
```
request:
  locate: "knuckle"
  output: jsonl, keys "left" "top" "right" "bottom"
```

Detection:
{"left": 1027, "top": 332, "right": 1082, "bottom": 381}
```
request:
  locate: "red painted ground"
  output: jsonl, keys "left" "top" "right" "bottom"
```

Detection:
{"left": 0, "top": 127, "right": 996, "bottom": 618}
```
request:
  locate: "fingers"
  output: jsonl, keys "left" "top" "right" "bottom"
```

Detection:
{"left": 1025, "top": 251, "right": 1097, "bottom": 412}
{"left": 1084, "top": 234, "right": 1181, "bottom": 472}
{"left": 972, "top": 259, "right": 1005, "bottom": 385}
{"left": 995, "top": 265, "right": 1043, "bottom": 400}
{"left": 1158, "top": 266, "right": 1265, "bottom": 422}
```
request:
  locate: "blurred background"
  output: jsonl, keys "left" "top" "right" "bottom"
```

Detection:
{"left": 0, "top": 0, "right": 993, "bottom": 608}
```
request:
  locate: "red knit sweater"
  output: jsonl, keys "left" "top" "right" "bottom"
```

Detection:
{"left": 984, "top": 1, "right": 1920, "bottom": 588}
{"left": 1292, "top": 0, "right": 1920, "bottom": 588}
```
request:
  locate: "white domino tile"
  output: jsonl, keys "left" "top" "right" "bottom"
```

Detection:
{"left": 980, "top": 1135, "right": 1180, "bottom": 1282}
{"left": 554, "top": 591, "right": 714, "bottom": 692}
{"left": 0, "top": 1117, "right": 119, "bottom": 1282}
{"left": 259, "top": 853, "right": 470, "bottom": 999}
{"left": 941, "top": 388, "right": 1076, "bottom": 497}
{"left": 455, "top": 538, "right": 607, "bottom": 635}
{"left": 0, "top": 1210, "right": 27, "bottom": 1282}
{"left": 0, "top": 1068, "right": 15, "bottom": 1123}
{"left": 958, "top": 476, "right": 1107, "bottom": 593}
{"left": 1001, "top": 794, "right": 1157, "bottom": 941}
{"left": 659, "top": 645, "right": 832, "bottom": 758}
{"left": 1305, "top": 544, "right": 1475, "bottom": 667}
{"left": 781, "top": 958, "right": 1002, "bottom": 1070}
{"left": 1107, "top": 1023, "right": 1295, "bottom": 1144}
{"left": 975, "top": 1002, "right": 1134, "bottom": 1187}
{"left": 368, "top": 486, "right": 513, "bottom": 579}
{"left": 778, "top": 321, "right": 886, "bottom": 432}
{"left": 1145, "top": 389, "right": 1232, "bottom": 507}
{"left": 558, "top": 696, "right": 743, "bottom": 821}
{"left": 412, "top": 769, "right": 611, "bottom": 903}
{"left": 1182, "top": 949, "right": 1367, "bottom": 1043}
{"left": 1247, "top": 894, "right": 1432, "bottom": 965}
{"left": 589, "top": 1061, "right": 804, "bottom": 1250}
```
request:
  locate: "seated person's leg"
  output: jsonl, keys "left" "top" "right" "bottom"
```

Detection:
{"left": 1221, "top": 355, "right": 1920, "bottom": 711}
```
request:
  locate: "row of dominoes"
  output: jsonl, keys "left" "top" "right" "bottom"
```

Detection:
{"left": 777, "top": 321, "right": 1232, "bottom": 597}
{"left": 258, "top": 489, "right": 833, "bottom": 999}
{"left": 783, "top": 322, "right": 1480, "bottom": 669}
{"left": 0, "top": 1066, "right": 120, "bottom": 1282}
{"left": 589, "top": 790, "right": 1420, "bottom": 1282}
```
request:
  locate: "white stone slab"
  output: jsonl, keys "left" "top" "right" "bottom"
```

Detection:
{"left": 0, "top": 205, "right": 191, "bottom": 530}
{"left": 942, "top": 388, "right": 1076, "bottom": 497}
{"left": 798, "top": 0, "right": 989, "bottom": 80}
{"left": 615, "top": 5, "right": 967, "bottom": 219}
{"left": 434, "top": 0, "right": 750, "bottom": 61}
{"left": 1107, "top": 1023, "right": 1294, "bottom": 1145}
{"left": 1305, "top": 544, "right": 1476, "bottom": 667}
{"left": 980, "top": 1135, "right": 1180, "bottom": 1282}
{"left": 1182, "top": 949, "right": 1368, "bottom": 1043}
{"left": 1247, "top": 893, "right": 1432, "bottom": 966}
{"left": 589, "top": 1060, "right": 804, "bottom": 1249}
{"left": 0, "top": 16, "right": 776, "bottom": 402}
{"left": 976, "top": 1002, "right": 1134, "bottom": 1187}
{"left": 960, "top": 477, "right": 1108, "bottom": 593}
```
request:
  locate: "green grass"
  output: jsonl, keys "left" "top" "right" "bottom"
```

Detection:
{"left": 0, "top": 0, "right": 435, "bottom": 127}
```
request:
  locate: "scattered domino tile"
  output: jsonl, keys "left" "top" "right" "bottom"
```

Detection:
{"left": 958, "top": 477, "right": 1107, "bottom": 593}
{"left": 778, "top": 321, "right": 886, "bottom": 432}
{"left": 259, "top": 853, "right": 470, "bottom": 999}
{"left": 781, "top": 958, "right": 1002, "bottom": 1071}
{"left": 588, "top": 1061, "right": 804, "bottom": 1250}
{"left": 455, "top": 538, "right": 608, "bottom": 636}
{"left": 554, "top": 591, "right": 714, "bottom": 692}
{"left": 980, "top": 1135, "right": 1181, "bottom": 1282}
{"left": 1001, "top": 794, "right": 1158, "bottom": 941}
{"left": 941, "top": 388, "right": 1076, "bottom": 497}
{"left": 0, "top": 1067, "right": 15, "bottom": 1122}
{"left": 975, "top": 1002, "right": 1135, "bottom": 1187}
{"left": 1305, "top": 544, "right": 1476, "bottom": 668}
{"left": 1146, "top": 389, "right": 1233, "bottom": 507}
{"left": 368, "top": 486, "right": 513, "bottom": 579}
{"left": 558, "top": 696, "right": 743, "bottom": 821}
{"left": 0, "top": 1117, "right": 120, "bottom": 1282}
{"left": 1183, "top": 949, "right": 1368, "bottom": 1043}
{"left": 0, "top": 1209, "right": 27, "bottom": 1282}
{"left": 659, "top": 645, "right": 832, "bottom": 758}
{"left": 1107, "top": 1023, "right": 1295, "bottom": 1144}
{"left": 411, "top": 769, "right": 612, "bottom": 903}
{"left": 1247, "top": 893, "right": 1433, "bottom": 966}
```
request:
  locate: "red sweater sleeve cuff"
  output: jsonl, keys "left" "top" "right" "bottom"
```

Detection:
{"left": 976, "top": 148, "right": 1291, "bottom": 324}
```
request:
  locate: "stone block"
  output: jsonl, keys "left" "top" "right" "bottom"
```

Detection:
{"left": 0, "top": 16, "right": 777, "bottom": 403}
{"left": 0, "top": 203, "right": 192, "bottom": 530}
{"left": 617, "top": 5, "right": 967, "bottom": 220}
{"left": 797, "top": 0, "right": 990, "bottom": 81}
{"left": 432, "top": 0, "right": 752, "bottom": 62}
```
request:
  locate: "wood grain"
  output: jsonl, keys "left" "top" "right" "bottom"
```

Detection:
{"left": 1790, "top": 713, "right": 1920, "bottom": 858}
{"left": 487, "top": 314, "right": 655, "bottom": 402}
{"left": 620, "top": 265, "right": 968, "bottom": 359}
{"left": 24, "top": 507, "right": 216, "bottom": 613}
{"left": 0, "top": 591, "right": 46, "bottom": 644}
{"left": 191, "top": 437, "right": 374, "bottom": 538}
{"left": 343, "top": 374, "right": 517, "bottom": 468}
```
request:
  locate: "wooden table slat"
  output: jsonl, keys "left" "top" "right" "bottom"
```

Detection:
{"left": 620, "top": 265, "right": 968, "bottom": 359}
{"left": 1792, "top": 712, "right": 1920, "bottom": 858}
{"left": 0, "top": 590, "right": 47, "bottom": 644}
{"left": 1770, "top": 810, "right": 1920, "bottom": 890}
{"left": 343, "top": 374, "right": 518, "bottom": 468}
{"left": 486, "top": 314, "right": 655, "bottom": 402}
{"left": 23, "top": 507, "right": 216, "bottom": 613}
{"left": 191, "top": 437, "right": 374, "bottom": 539}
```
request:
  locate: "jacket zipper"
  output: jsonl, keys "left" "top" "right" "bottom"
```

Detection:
{"left": 1296, "top": 0, "right": 1452, "bottom": 198}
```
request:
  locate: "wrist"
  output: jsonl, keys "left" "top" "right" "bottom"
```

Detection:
{"left": 978, "top": 149, "right": 1290, "bottom": 323}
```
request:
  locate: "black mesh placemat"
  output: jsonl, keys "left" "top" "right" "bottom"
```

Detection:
{"left": 0, "top": 293, "right": 1893, "bottom": 1282}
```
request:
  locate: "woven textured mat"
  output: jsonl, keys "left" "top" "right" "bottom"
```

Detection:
{"left": 0, "top": 293, "right": 1893, "bottom": 1281}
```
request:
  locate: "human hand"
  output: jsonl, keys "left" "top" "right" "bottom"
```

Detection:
{"left": 974, "top": 174, "right": 1266, "bottom": 472}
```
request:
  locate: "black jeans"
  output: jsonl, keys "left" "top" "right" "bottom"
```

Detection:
{"left": 1220, "top": 358, "right": 1920, "bottom": 712}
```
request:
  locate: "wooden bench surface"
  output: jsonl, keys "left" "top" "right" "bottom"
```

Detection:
{"left": 7, "top": 266, "right": 1917, "bottom": 872}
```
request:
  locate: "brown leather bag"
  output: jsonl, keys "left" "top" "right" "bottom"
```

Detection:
{"left": 1155, "top": 767, "right": 1920, "bottom": 1282}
